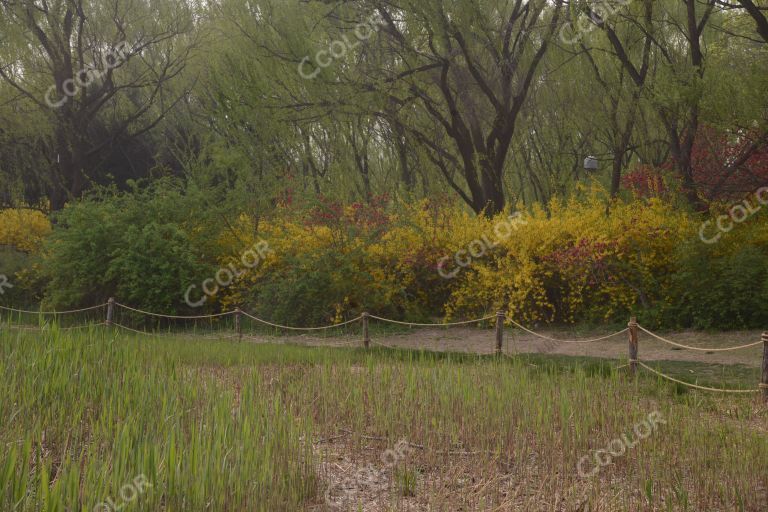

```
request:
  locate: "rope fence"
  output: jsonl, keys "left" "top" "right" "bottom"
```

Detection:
{"left": 637, "top": 361, "right": 760, "bottom": 394}
{"left": 2, "top": 301, "right": 767, "bottom": 398}
{"left": 114, "top": 302, "right": 235, "bottom": 320}
{"left": 0, "top": 303, "right": 108, "bottom": 315}
{"left": 241, "top": 311, "right": 363, "bottom": 331}
{"left": 637, "top": 325, "right": 764, "bottom": 352}
{"left": 367, "top": 314, "right": 496, "bottom": 327}
{"left": 506, "top": 318, "right": 629, "bottom": 344}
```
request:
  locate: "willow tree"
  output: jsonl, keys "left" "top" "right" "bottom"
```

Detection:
{"left": 0, "top": 0, "right": 199, "bottom": 209}
{"left": 356, "top": 0, "right": 566, "bottom": 215}
{"left": 725, "top": 0, "right": 768, "bottom": 42}
{"left": 586, "top": 0, "right": 768, "bottom": 209}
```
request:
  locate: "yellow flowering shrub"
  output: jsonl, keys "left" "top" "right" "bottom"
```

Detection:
{"left": 445, "top": 191, "right": 693, "bottom": 324}
{"left": 0, "top": 209, "right": 52, "bottom": 253}
{"left": 209, "top": 190, "right": 703, "bottom": 326}
{"left": 217, "top": 199, "right": 466, "bottom": 324}
{"left": 0, "top": 209, "right": 52, "bottom": 306}
{"left": 9, "top": 185, "right": 765, "bottom": 329}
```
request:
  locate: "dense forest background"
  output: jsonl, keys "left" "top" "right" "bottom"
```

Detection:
{"left": 1, "top": 0, "right": 767, "bottom": 328}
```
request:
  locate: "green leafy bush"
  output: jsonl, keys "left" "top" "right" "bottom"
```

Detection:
{"left": 44, "top": 180, "right": 214, "bottom": 313}
{"left": 657, "top": 241, "right": 768, "bottom": 330}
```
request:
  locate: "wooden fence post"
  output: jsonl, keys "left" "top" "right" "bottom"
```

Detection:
{"left": 106, "top": 297, "right": 115, "bottom": 327}
{"left": 495, "top": 311, "right": 505, "bottom": 355}
{"left": 362, "top": 312, "right": 370, "bottom": 349}
{"left": 235, "top": 308, "right": 242, "bottom": 342}
{"left": 628, "top": 316, "right": 639, "bottom": 376}
{"left": 761, "top": 332, "right": 768, "bottom": 401}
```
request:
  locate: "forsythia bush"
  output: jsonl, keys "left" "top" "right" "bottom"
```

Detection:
{"left": 218, "top": 197, "right": 462, "bottom": 325}
{"left": 444, "top": 192, "right": 693, "bottom": 325}
{"left": 0, "top": 208, "right": 52, "bottom": 252}
{"left": 218, "top": 190, "right": 698, "bottom": 327}
{"left": 0, "top": 209, "right": 52, "bottom": 306}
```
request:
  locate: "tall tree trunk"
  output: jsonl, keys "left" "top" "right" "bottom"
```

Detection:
{"left": 480, "top": 157, "right": 505, "bottom": 216}
{"left": 391, "top": 120, "right": 414, "bottom": 189}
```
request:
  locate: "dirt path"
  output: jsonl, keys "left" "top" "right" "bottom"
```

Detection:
{"left": 257, "top": 326, "right": 765, "bottom": 367}
{"left": 373, "top": 327, "right": 765, "bottom": 367}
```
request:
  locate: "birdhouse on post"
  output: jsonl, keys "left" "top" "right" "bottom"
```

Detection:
{"left": 584, "top": 156, "right": 599, "bottom": 172}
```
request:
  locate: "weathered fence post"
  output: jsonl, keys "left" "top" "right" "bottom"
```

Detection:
{"left": 628, "top": 316, "right": 639, "bottom": 376}
{"left": 106, "top": 297, "right": 115, "bottom": 327}
{"left": 235, "top": 308, "right": 242, "bottom": 342}
{"left": 495, "top": 311, "right": 505, "bottom": 355}
{"left": 761, "top": 332, "right": 768, "bottom": 401}
{"left": 362, "top": 312, "right": 370, "bottom": 349}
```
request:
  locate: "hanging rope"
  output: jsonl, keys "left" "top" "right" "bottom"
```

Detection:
{"left": 637, "top": 325, "right": 763, "bottom": 352}
{"left": 114, "top": 302, "right": 234, "bottom": 319}
{"left": 367, "top": 314, "right": 495, "bottom": 327}
{"left": 241, "top": 311, "right": 363, "bottom": 331}
{"left": 637, "top": 362, "right": 760, "bottom": 394}
{"left": 0, "top": 303, "right": 107, "bottom": 315}
{"left": 506, "top": 318, "right": 629, "bottom": 344}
